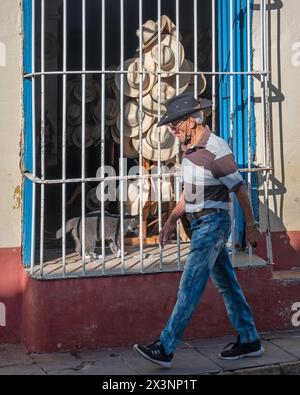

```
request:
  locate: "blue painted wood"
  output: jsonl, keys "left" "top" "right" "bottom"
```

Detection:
{"left": 218, "top": 0, "right": 258, "bottom": 247}
{"left": 22, "top": 0, "right": 33, "bottom": 267}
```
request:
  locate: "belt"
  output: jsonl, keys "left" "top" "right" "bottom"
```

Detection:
{"left": 186, "top": 208, "right": 225, "bottom": 222}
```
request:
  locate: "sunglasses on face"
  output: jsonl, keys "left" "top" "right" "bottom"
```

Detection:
{"left": 168, "top": 119, "right": 186, "bottom": 134}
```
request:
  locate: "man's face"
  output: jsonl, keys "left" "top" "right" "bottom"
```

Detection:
{"left": 167, "top": 118, "right": 190, "bottom": 144}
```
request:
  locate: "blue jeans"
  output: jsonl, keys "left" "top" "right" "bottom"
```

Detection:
{"left": 160, "top": 210, "right": 259, "bottom": 355}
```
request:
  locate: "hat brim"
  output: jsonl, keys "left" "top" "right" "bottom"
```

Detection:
{"left": 157, "top": 98, "right": 212, "bottom": 127}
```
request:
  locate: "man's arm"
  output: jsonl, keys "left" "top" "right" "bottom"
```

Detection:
{"left": 235, "top": 184, "right": 261, "bottom": 247}
{"left": 235, "top": 185, "right": 255, "bottom": 225}
{"left": 159, "top": 191, "right": 185, "bottom": 247}
{"left": 167, "top": 191, "right": 185, "bottom": 224}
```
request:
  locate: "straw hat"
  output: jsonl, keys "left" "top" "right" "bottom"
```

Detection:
{"left": 110, "top": 126, "right": 139, "bottom": 158}
{"left": 162, "top": 59, "right": 192, "bottom": 92}
{"left": 142, "top": 81, "right": 173, "bottom": 116}
{"left": 115, "top": 58, "right": 156, "bottom": 98}
{"left": 162, "top": 15, "right": 182, "bottom": 41}
{"left": 91, "top": 97, "right": 119, "bottom": 126}
{"left": 136, "top": 15, "right": 182, "bottom": 50}
{"left": 143, "top": 34, "right": 185, "bottom": 77}
{"left": 184, "top": 60, "right": 207, "bottom": 95}
{"left": 74, "top": 78, "right": 99, "bottom": 103}
{"left": 136, "top": 17, "right": 168, "bottom": 50}
{"left": 123, "top": 178, "right": 150, "bottom": 216}
{"left": 132, "top": 123, "right": 177, "bottom": 162}
{"left": 142, "top": 60, "right": 191, "bottom": 116}
{"left": 72, "top": 124, "right": 97, "bottom": 148}
{"left": 67, "top": 102, "right": 82, "bottom": 126}
{"left": 116, "top": 100, "right": 154, "bottom": 138}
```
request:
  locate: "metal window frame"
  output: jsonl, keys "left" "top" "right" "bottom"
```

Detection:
{"left": 22, "top": 0, "right": 273, "bottom": 280}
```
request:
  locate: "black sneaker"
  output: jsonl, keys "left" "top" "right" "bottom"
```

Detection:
{"left": 133, "top": 340, "right": 173, "bottom": 368}
{"left": 219, "top": 336, "right": 264, "bottom": 360}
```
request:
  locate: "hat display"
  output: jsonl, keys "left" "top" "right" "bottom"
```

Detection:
{"left": 91, "top": 97, "right": 119, "bottom": 126}
{"left": 136, "top": 15, "right": 182, "bottom": 50}
{"left": 67, "top": 102, "right": 82, "bottom": 126}
{"left": 73, "top": 78, "right": 99, "bottom": 103}
{"left": 143, "top": 34, "right": 185, "bottom": 77}
{"left": 184, "top": 60, "right": 207, "bottom": 95}
{"left": 116, "top": 100, "right": 154, "bottom": 138}
{"left": 72, "top": 124, "right": 97, "bottom": 148}
{"left": 110, "top": 126, "right": 139, "bottom": 159}
{"left": 132, "top": 123, "right": 177, "bottom": 162}
{"left": 136, "top": 16, "right": 168, "bottom": 50}
{"left": 123, "top": 178, "right": 150, "bottom": 216}
{"left": 115, "top": 58, "right": 156, "bottom": 98}
{"left": 142, "top": 60, "right": 191, "bottom": 116}
{"left": 157, "top": 92, "right": 212, "bottom": 127}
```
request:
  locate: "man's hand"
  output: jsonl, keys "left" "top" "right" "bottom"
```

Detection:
{"left": 159, "top": 218, "right": 177, "bottom": 248}
{"left": 245, "top": 223, "right": 262, "bottom": 248}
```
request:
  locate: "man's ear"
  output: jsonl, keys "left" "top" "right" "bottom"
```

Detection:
{"left": 188, "top": 116, "right": 197, "bottom": 129}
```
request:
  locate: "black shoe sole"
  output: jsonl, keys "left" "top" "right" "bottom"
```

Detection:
{"left": 133, "top": 344, "right": 172, "bottom": 368}
{"left": 219, "top": 346, "right": 265, "bottom": 360}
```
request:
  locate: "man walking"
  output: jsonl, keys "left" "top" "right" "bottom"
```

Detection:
{"left": 134, "top": 93, "right": 264, "bottom": 368}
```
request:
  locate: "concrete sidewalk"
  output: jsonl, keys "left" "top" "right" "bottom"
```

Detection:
{"left": 0, "top": 330, "right": 300, "bottom": 375}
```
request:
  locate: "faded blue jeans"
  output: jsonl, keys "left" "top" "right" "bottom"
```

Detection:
{"left": 160, "top": 210, "right": 259, "bottom": 355}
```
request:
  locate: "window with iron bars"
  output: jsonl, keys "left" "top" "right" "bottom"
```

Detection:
{"left": 22, "top": 0, "right": 273, "bottom": 279}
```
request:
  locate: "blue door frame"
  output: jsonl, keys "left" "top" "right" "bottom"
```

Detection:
{"left": 218, "top": 0, "right": 258, "bottom": 247}
{"left": 23, "top": 0, "right": 33, "bottom": 266}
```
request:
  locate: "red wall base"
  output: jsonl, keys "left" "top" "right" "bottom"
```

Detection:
{"left": 1, "top": 235, "right": 300, "bottom": 353}
{"left": 0, "top": 248, "right": 24, "bottom": 343}
{"left": 256, "top": 231, "right": 300, "bottom": 270}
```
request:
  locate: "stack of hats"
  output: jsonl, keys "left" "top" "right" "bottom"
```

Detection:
{"left": 66, "top": 70, "right": 120, "bottom": 148}
{"left": 113, "top": 15, "right": 207, "bottom": 163}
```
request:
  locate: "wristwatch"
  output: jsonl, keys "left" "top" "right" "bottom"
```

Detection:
{"left": 246, "top": 221, "right": 260, "bottom": 230}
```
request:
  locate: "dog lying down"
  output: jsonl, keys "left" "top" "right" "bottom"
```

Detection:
{"left": 56, "top": 210, "right": 139, "bottom": 260}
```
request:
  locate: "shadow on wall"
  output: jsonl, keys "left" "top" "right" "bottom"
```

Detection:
{"left": 252, "top": 1, "right": 300, "bottom": 269}
{"left": 253, "top": 0, "right": 285, "bottom": 222}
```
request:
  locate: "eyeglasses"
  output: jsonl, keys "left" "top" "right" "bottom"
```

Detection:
{"left": 168, "top": 119, "right": 186, "bottom": 134}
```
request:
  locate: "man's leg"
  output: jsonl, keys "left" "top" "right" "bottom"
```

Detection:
{"left": 160, "top": 220, "right": 226, "bottom": 355}
{"left": 210, "top": 245, "right": 259, "bottom": 344}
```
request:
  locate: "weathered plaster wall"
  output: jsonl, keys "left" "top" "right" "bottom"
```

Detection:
{"left": 0, "top": 1, "right": 23, "bottom": 248}
{"left": 253, "top": 0, "right": 300, "bottom": 233}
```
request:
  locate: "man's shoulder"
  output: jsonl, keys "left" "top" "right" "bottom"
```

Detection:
{"left": 206, "top": 133, "right": 232, "bottom": 158}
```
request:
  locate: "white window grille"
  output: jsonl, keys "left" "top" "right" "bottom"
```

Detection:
{"left": 23, "top": 0, "right": 273, "bottom": 279}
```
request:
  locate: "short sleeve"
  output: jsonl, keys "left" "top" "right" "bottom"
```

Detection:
{"left": 211, "top": 148, "right": 245, "bottom": 192}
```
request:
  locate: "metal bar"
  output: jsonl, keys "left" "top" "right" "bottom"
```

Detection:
{"left": 260, "top": 0, "right": 271, "bottom": 264}
{"left": 30, "top": 0, "right": 36, "bottom": 275}
{"left": 62, "top": 0, "right": 67, "bottom": 276}
{"left": 24, "top": 165, "right": 272, "bottom": 184}
{"left": 262, "top": 0, "right": 273, "bottom": 264}
{"left": 120, "top": 0, "right": 125, "bottom": 274}
{"left": 247, "top": 0, "right": 253, "bottom": 265}
{"left": 81, "top": 0, "right": 86, "bottom": 274}
{"left": 24, "top": 70, "right": 270, "bottom": 78}
{"left": 101, "top": 0, "right": 106, "bottom": 274}
{"left": 212, "top": 0, "right": 216, "bottom": 132}
{"left": 157, "top": 0, "right": 163, "bottom": 271}
{"left": 39, "top": 0, "right": 45, "bottom": 276}
{"left": 175, "top": 0, "right": 181, "bottom": 270}
{"left": 138, "top": 0, "right": 144, "bottom": 273}
{"left": 229, "top": 0, "right": 236, "bottom": 267}
{"left": 194, "top": 0, "right": 198, "bottom": 97}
